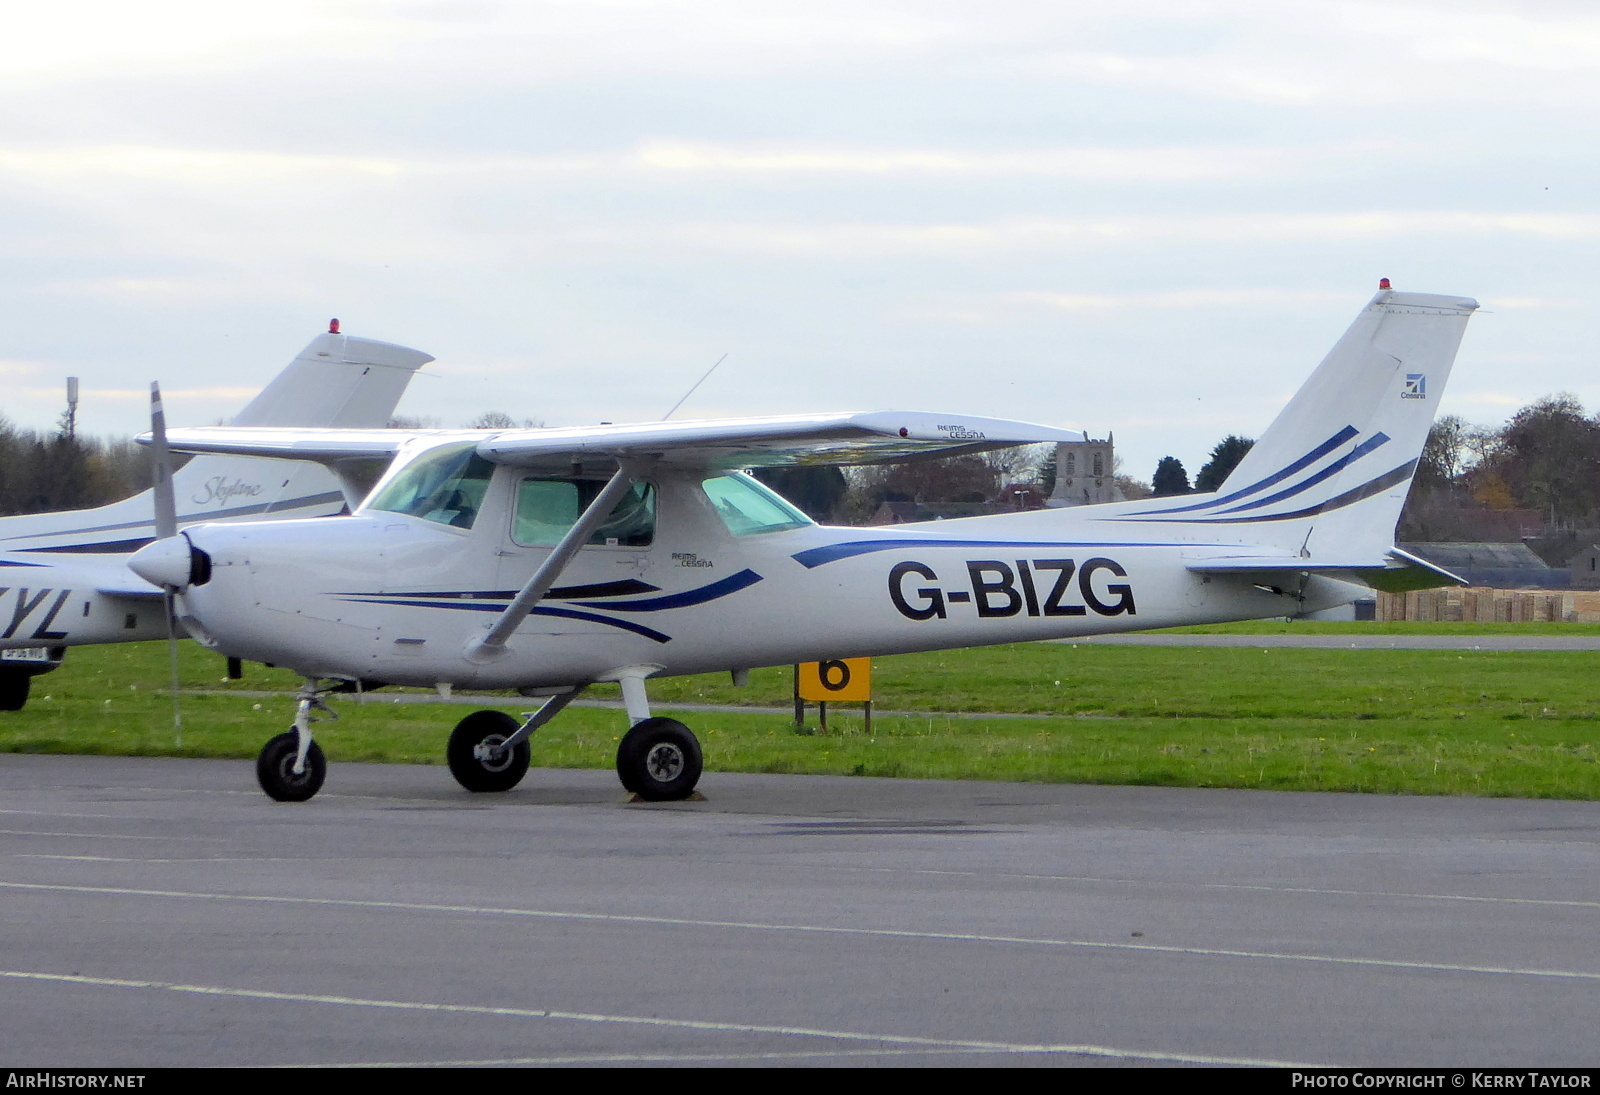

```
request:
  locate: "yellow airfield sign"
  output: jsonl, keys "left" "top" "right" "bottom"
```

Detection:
{"left": 796, "top": 658, "right": 871, "bottom": 702}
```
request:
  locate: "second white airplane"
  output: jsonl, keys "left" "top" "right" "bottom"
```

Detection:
{"left": 0, "top": 325, "right": 432, "bottom": 708}
{"left": 130, "top": 288, "right": 1478, "bottom": 803}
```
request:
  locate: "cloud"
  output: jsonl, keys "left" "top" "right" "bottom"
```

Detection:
{"left": 579, "top": 212, "right": 1600, "bottom": 259}
{"left": 630, "top": 141, "right": 1301, "bottom": 181}
{"left": 1009, "top": 288, "right": 1353, "bottom": 312}
{"left": 18, "top": 385, "right": 259, "bottom": 402}
{"left": 1482, "top": 296, "right": 1586, "bottom": 310}
{"left": 0, "top": 145, "right": 405, "bottom": 186}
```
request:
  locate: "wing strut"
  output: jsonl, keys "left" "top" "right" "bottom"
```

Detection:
{"left": 468, "top": 469, "right": 637, "bottom": 658}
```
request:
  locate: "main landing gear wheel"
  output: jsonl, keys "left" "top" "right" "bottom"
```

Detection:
{"left": 447, "top": 710, "right": 531, "bottom": 793}
{"left": 616, "top": 717, "right": 702, "bottom": 801}
{"left": 256, "top": 731, "right": 327, "bottom": 803}
{"left": 0, "top": 671, "right": 29, "bottom": 712}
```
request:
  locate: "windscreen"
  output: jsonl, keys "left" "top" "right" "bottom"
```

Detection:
{"left": 367, "top": 442, "right": 495, "bottom": 529}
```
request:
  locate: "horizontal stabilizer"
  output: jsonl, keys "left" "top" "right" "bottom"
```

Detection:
{"left": 94, "top": 578, "right": 165, "bottom": 600}
{"left": 1187, "top": 546, "right": 1467, "bottom": 594}
{"left": 1376, "top": 547, "right": 1468, "bottom": 592}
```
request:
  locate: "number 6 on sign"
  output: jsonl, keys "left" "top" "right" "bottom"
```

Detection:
{"left": 797, "top": 658, "right": 871, "bottom": 702}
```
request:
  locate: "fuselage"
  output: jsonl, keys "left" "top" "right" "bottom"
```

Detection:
{"left": 170, "top": 464, "right": 1361, "bottom": 689}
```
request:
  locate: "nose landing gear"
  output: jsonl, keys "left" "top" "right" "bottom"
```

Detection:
{"left": 256, "top": 731, "right": 327, "bottom": 802}
{"left": 256, "top": 678, "right": 337, "bottom": 802}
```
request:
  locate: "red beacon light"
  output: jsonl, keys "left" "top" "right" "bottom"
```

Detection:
{"left": 328, "top": 318, "right": 341, "bottom": 334}
{"left": 1378, "top": 278, "right": 1392, "bottom": 290}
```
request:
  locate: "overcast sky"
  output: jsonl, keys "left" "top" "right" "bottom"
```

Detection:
{"left": 2, "top": 0, "right": 1597, "bottom": 483}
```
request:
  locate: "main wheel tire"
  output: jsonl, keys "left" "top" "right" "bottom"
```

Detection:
{"left": 447, "top": 710, "right": 530, "bottom": 793}
{"left": 256, "top": 731, "right": 327, "bottom": 802}
{"left": 616, "top": 717, "right": 702, "bottom": 801}
{"left": 0, "top": 671, "right": 30, "bottom": 712}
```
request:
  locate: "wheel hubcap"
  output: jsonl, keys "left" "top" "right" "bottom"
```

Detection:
{"left": 645, "top": 742, "right": 685, "bottom": 783}
{"left": 277, "top": 753, "right": 309, "bottom": 786}
{"left": 474, "top": 734, "right": 514, "bottom": 772}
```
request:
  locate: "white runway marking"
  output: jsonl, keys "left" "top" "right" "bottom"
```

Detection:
{"left": 0, "top": 968, "right": 1312, "bottom": 1068}
{"left": 14, "top": 855, "right": 294, "bottom": 864}
{"left": 841, "top": 865, "right": 1600, "bottom": 910}
{"left": 3, "top": 879, "right": 1596, "bottom": 983}
{"left": 0, "top": 828, "right": 217, "bottom": 842}
{"left": 0, "top": 809, "right": 159, "bottom": 820}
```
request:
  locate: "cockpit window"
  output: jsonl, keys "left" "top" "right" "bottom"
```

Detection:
{"left": 702, "top": 473, "right": 811, "bottom": 536}
{"left": 367, "top": 442, "right": 494, "bottom": 529}
{"left": 513, "top": 478, "right": 656, "bottom": 547}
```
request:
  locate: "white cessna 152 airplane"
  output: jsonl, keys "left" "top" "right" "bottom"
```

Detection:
{"left": 128, "top": 287, "right": 1476, "bottom": 804}
{"left": 0, "top": 325, "right": 431, "bottom": 709}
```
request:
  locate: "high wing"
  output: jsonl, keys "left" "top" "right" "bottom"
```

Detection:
{"left": 154, "top": 411, "right": 1088, "bottom": 471}
{"left": 151, "top": 427, "right": 464, "bottom": 463}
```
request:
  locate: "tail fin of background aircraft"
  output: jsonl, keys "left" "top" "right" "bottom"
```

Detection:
{"left": 229, "top": 332, "right": 431, "bottom": 429}
{"left": 1147, "top": 289, "right": 1477, "bottom": 561}
{"left": 0, "top": 330, "right": 432, "bottom": 553}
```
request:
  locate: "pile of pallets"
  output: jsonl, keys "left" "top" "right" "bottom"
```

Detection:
{"left": 1374, "top": 587, "right": 1600, "bottom": 622}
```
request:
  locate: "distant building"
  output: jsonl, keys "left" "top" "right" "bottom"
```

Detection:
{"left": 1399, "top": 542, "right": 1568, "bottom": 590}
{"left": 1047, "top": 434, "right": 1124, "bottom": 508}
{"left": 1566, "top": 545, "right": 1600, "bottom": 590}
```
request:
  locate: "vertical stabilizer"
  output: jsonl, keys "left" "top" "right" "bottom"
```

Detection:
{"left": 1105, "top": 290, "right": 1477, "bottom": 560}
{"left": 0, "top": 331, "right": 433, "bottom": 553}
{"left": 1218, "top": 290, "right": 1476, "bottom": 558}
{"left": 229, "top": 334, "right": 432, "bottom": 429}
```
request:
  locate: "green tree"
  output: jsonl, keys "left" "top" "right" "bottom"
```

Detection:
{"left": 1417, "top": 415, "right": 1469, "bottom": 492}
{"left": 842, "top": 452, "right": 1003, "bottom": 518}
{"left": 1483, "top": 394, "right": 1600, "bottom": 527}
{"left": 1151, "top": 456, "right": 1190, "bottom": 497}
{"left": 751, "top": 466, "right": 849, "bottom": 522}
{"left": 1193, "top": 435, "right": 1255, "bottom": 493}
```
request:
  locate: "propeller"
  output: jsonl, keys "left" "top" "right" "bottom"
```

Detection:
{"left": 148, "top": 382, "right": 183, "bottom": 745}
{"left": 149, "top": 383, "right": 177, "bottom": 540}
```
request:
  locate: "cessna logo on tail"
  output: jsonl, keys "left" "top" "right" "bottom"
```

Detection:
{"left": 889, "top": 558, "right": 1135, "bottom": 620}
{"left": 1403, "top": 374, "right": 1427, "bottom": 399}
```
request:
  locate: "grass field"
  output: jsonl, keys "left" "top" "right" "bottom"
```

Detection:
{"left": 2, "top": 629, "right": 1599, "bottom": 799}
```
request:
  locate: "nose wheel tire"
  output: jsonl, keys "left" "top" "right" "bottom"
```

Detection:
{"left": 447, "top": 710, "right": 531, "bottom": 793}
{"left": 616, "top": 717, "right": 702, "bottom": 801}
{"left": 257, "top": 731, "right": 327, "bottom": 802}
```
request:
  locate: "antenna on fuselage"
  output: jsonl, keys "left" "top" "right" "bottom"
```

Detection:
{"left": 662, "top": 353, "right": 728, "bottom": 420}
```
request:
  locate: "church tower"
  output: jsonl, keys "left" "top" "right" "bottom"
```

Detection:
{"left": 1047, "top": 434, "right": 1124, "bottom": 508}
